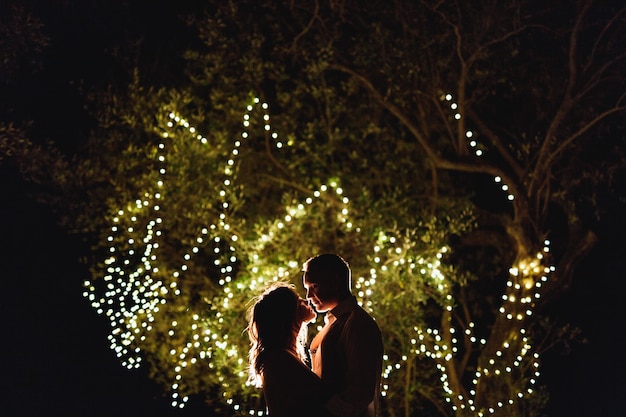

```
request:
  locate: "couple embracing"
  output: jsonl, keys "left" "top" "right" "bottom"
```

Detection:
{"left": 247, "top": 254, "right": 384, "bottom": 417}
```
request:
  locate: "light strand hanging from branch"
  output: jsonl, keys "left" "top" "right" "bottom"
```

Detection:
{"left": 83, "top": 97, "right": 363, "bottom": 414}
{"left": 83, "top": 90, "right": 553, "bottom": 416}
{"left": 418, "top": 92, "right": 555, "bottom": 415}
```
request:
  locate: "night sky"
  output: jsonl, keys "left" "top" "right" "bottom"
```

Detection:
{"left": 1, "top": 2, "right": 625, "bottom": 417}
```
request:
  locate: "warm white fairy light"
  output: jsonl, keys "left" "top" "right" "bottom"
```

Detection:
{"left": 415, "top": 93, "right": 554, "bottom": 414}
{"left": 83, "top": 98, "right": 360, "bottom": 415}
{"left": 83, "top": 91, "right": 553, "bottom": 415}
{"left": 368, "top": 229, "right": 455, "bottom": 399}
{"left": 380, "top": 94, "right": 551, "bottom": 413}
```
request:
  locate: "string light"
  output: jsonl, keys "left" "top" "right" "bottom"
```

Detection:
{"left": 386, "top": 92, "right": 555, "bottom": 414}
{"left": 83, "top": 92, "right": 553, "bottom": 416}
{"left": 376, "top": 94, "right": 554, "bottom": 415}
{"left": 83, "top": 98, "right": 358, "bottom": 414}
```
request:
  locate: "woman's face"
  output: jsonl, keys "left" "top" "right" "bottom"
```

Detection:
{"left": 296, "top": 296, "right": 317, "bottom": 324}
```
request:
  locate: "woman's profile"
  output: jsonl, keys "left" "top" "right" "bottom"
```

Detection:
{"left": 247, "top": 282, "right": 324, "bottom": 416}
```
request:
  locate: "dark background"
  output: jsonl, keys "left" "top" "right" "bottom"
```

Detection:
{"left": 1, "top": 1, "right": 625, "bottom": 416}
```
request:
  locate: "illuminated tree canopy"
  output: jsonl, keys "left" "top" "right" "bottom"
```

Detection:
{"left": 80, "top": 86, "right": 478, "bottom": 416}
{"left": 1, "top": 1, "right": 625, "bottom": 417}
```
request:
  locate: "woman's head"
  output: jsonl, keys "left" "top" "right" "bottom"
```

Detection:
{"left": 250, "top": 284, "right": 315, "bottom": 347}
{"left": 247, "top": 282, "right": 315, "bottom": 386}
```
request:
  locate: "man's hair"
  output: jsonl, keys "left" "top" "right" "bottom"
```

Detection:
{"left": 304, "top": 253, "right": 351, "bottom": 290}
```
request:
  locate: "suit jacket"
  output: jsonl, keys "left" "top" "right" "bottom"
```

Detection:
{"left": 311, "top": 296, "right": 383, "bottom": 417}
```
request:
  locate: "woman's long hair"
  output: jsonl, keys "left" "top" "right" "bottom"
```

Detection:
{"left": 247, "top": 283, "right": 308, "bottom": 387}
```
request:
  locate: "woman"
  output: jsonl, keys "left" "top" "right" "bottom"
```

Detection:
{"left": 247, "top": 283, "right": 325, "bottom": 416}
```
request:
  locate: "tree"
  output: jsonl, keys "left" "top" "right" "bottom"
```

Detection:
{"left": 78, "top": 68, "right": 474, "bottom": 416}
{"left": 161, "top": 1, "right": 622, "bottom": 415}
{"left": 2, "top": 1, "right": 625, "bottom": 416}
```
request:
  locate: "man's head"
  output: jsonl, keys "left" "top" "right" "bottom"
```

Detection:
{"left": 302, "top": 253, "right": 352, "bottom": 313}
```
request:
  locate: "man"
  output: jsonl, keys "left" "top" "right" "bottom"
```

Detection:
{"left": 303, "top": 253, "right": 384, "bottom": 417}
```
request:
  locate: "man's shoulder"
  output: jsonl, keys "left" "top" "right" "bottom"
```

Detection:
{"left": 344, "top": 303, "right": 381, "bottom": 332}
{"left": 339, "top": 304, "right": 384, "bottom": 353}
{"left": 352, "top": 303, "right": 376, "bottom": 320}
{"left": 333, "top": 296, "right": 381, "bottom": 332}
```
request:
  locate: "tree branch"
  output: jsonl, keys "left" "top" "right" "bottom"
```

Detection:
{"left": 576, "top": 50, "right": 626, "bottom": 101}
{"left": 582, "top": 4, "right": 626, "bottom": 75}
{"left": 329, "top": 63, "right": 439, "bottom": 160}
{"left": 466, "top": 107, "right": 524, "bottom": 180}
{"left": 530, "top": 1, "right": 591, "bottom": 196}
{"left": 288, "top": 0, "right": 320, "bottom": 52}
{"left": 544, "top": 104, "right": 626, "bottom": 170}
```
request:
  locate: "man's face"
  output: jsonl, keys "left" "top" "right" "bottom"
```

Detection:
{"left": 302, "top": 272, "right": 339, "bottom": 313}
